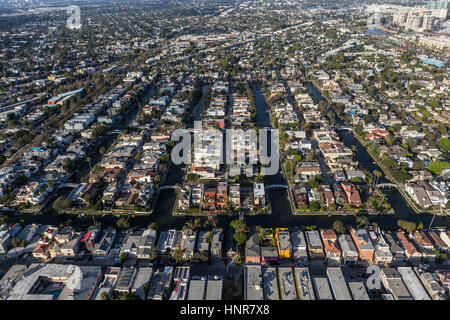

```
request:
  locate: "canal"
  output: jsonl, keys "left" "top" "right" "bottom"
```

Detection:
{"left": 305, "top": 81, "right": 449, "bottom": 229}
{"left": 8, "top": 82, "right": 448, "bottom": 231}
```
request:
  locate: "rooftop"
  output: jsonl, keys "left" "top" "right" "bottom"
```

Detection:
{"left": 312, "top": 277, "right": 333, "bottom": 300}
{"left": 326, "top": 267, "right": 352, "bottom": 300}
{"left": 245, "top": 265, "right": 263, "bottom": 300}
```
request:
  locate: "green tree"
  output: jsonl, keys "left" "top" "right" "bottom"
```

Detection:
{"left": 428, "top": 161, "right": 450, "bottom": 175}
{"left": 149, "top": 247, "right": 158, "bottom": 261}
{"left": 116, "top": 293, "right": 139, "bottom": 300}
{"left": 412, "top": 161, "right": 425, "bottom": 170}
{"left": 53, "top": 196, "right": 73, "bottom": 213}
{"left": 406, "top": 137, "right": 418, "bottom": 149}
{"left": 333, "top": 220, "right": 346, "bottom": 234}
{"left": 147, "top": 222, "right": 157, "bottom": 230}
{"left": 203, "top": 216, "right": 218, "bottom": 229}
{"left": 171, "top": 247, "right": 184, "bottom": 264}
{"left": 306, "top": 151, "right": 316, "bottom": 161}
{"left": 186, "top": 173, "right": 199, "bottom": 182}
{"left": 230, "top": 220, "right": 249, "bottom": 234}
{"left": 225, "top": 201, "right": 233, "bottom": 212}
{"left": 92, "top": 125, "right": 107, "bottom": 139}
{"left": 386, "top": 134, "right": 396, "bottom": 147}
{"left": 307, "top": 179, "right": 320, "bottom": 189}
{"left": 183, "top": 218, "right": 202, "bottom": 231}
{"left": 328, "top": 203, "right": 337, "bottom": 211}
{"left": 356, "top": 216, "right": 370, "bottom": 228}
{"left": 63, "top": 158, "right": 73, "bottom": 173}
{"left": 233, "top": 232, "right": 247, "bottom": 246}
{"left": 120, "top": 252, "right": 128, "bottom": 262}
{"left": 86, "top": 157, "right": 92, "bottom": 170}
{"left": 160, "top": 154, "right": 170, "bottom": 163}
{"left": 310, "top": 201, "right": 321, "bottom": 211}
{"left": 256, "top": 226, "right": 269, "bottom": 245}
{"left": 397, "top": 220, "right": 417, "bottom": 234}
{"left": 116, "top": 217, "right": 130, "bottom": 229}
{"left": 438, "top": 137, "right": 450, "bottom": 152}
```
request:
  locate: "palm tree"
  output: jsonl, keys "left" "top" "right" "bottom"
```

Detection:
{"left": 256, "top": 226, "right": 268, "bottom": 245}
{"left": 183, "top": 220, "right": 194, "bottom": 231}
{"left": 147, "top": 222, "right": 157, "bottom": 230}
{"left": 373, "top": 170, "right": 382, "bottom": 189}
{"left": 356, "top": 216, "right": 370, "bottom": 228}
{"left": 171, "top": 246, "right": 184, "bottom": 264}
{"left": 204, "top": 216, "right": 218, "bottom": 229}
{"left": 183, "top": 218, "right": 202, "bottom": 232}
{"left": 230, "top": 220, "right": 249, "bottom": 234}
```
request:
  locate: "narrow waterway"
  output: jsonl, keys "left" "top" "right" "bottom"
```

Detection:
{"left": 306, "top": 82, "right": 449, "bottom": 229}
{"left": 8, "top": 83, "right": 448, "bottom": 231}
{"left": 73, "top": 86, "right": 156, "bottom": 182}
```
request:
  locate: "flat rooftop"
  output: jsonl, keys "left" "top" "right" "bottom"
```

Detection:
{"left": 312, "top": 277, "right": 333, "bottom": 300}
{"left": 397, "top": 267, "right": 430, "bottom": 300}
{"left": 245, "top": 265, "right": 263, "bottom": 300}
{"left": 262, "top": 267, "right": 279, "bottom": 300}
{"left": 277, "top": 229, "right": 292, "bottom": 251}
{"left": 187, "top": 279, "right": 206, "bottom": 300}
{"left": 338, "top": 234, "right": 358, "bottom": 254}
{"left": 348, "top": 282, "right": 370, "bottom": 300}
{"left": 382, "top": 268, "right": 413, "bottom": 300}
{"left": 132, "top": 268, "right": 153, "bottom": 291}
{"left": 306, "top": 231, "right": 323, "bottom": 249}
{"left": 290, "top": 230, "right": 306, "bottom": 249}
{"left": 327, "top": 267, "right": 352, "bottom": 300}
{"left": 278, "top": 267, "right": 297, "bottom": 300}
{"left": 294, "top": 267, "right": 315, "bottom": 300}
{"left": 205, "top": 279, "right": 222, "bottom": 300}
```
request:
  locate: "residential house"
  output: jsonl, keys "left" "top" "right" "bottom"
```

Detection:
{"left": 338, "top": 234, "right": 359, "bottom": 265}
{"left": 290, "top": 230, "right": 308, "bottom": 265}
{"left": 396, "top": 230, "right": 423, "bottom": 262}
{"left": 368, "top": 229, "right": 393, "bottom": 264}
{"left": 245, "top": 231, "right": 261, "bottom": 264}
{"left": 305, "top": 230, "right": 325, "bottom": 259}
{"left": 275, "top": 228, "right": 292, "bottom": 259}
{"left": 253, "top": 183, "right": 266, "bottom": 209}
{"left": 210, "top": 228, "right": 223, "bottom": 260}
{"left": 229, "top": 184, "right": 240, "bottom": 209}
{"left": 320, "top": 229, "right": 341, "bottom": 264}
{"left": 216, "top": 182, "right": 228, "bottom": 210}
{"left": 181, "top": 230, "right": 197, "bottom": 260}
{"left": 350, "top": 229, "right": 375, "bottom": 263}
{"left": 341, "top": 183, "right": 362, "bottom": 207}
{"left": 383, "top": 231, "right": 407, "bottom": 263}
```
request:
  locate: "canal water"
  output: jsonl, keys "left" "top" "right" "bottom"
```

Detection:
{"left": 8, "top": 83, "right": 448, "bottom": 231}
{"left": 305, "top": 82, "right": 448, "bottom": 229}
